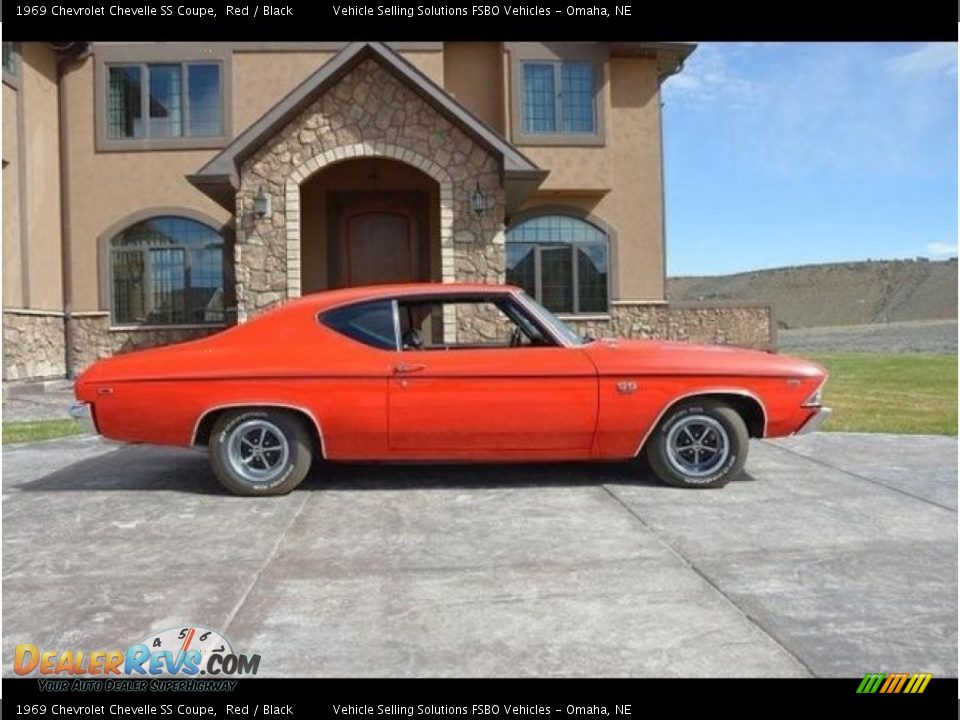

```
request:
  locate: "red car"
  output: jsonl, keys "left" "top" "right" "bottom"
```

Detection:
{"left": 71, "top": 284, "right": 830, "bottom": 495}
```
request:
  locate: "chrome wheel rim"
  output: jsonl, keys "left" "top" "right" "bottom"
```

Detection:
{"left": 226, "top": 419, "right": 290, "bottom": 484}
{"left": 665, "top": 415, "right": 730, "bottom": 481}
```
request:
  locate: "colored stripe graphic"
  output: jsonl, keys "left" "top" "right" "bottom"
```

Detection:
{"left": 880, "top": 673, "right": 909, "bottom": 693}
{"left": 857, "top": 673, "right": 886, "bottom": 693}
{"left": 903, "top": 673, "right": 933, "bottom": 693}
{"left": 857, "top": 672, "right": 932, "bottom": 694}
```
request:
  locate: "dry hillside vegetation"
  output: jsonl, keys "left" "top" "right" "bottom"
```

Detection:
{"left": 668, "top": 259, "right": 958, "bottom": 329}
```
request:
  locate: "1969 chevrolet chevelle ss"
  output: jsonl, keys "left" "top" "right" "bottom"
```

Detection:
{"left": 72, "top": 284, "right": 830, "bottom": 495}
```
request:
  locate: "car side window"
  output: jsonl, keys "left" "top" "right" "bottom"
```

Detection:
{"left": 320, "top": 300, "right": 397, "bottom": 350}
{"left": 397, "top": 297, "right": 552, "bottom": 351}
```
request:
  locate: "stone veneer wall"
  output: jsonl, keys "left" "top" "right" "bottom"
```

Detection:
{"left": 562, "top": 303, "right": 775, "bottom": 350}
{"left": 3, "top": 311, "right": 67, "bottom": 381}
{"left": 235, "top": 57, "right": 506, "bottom": 324}
{"left": 433, "top": 302, "right": 774, "bottom": 350}
{"left": 5, "top": 304, "right": 774, "bottom": 381}
{"left": 70, "top": 314, "right": 227, "bottom": 376}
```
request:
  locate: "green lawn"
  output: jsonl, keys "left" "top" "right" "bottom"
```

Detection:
{"left": 805, "top": 353, "right": 958, "bottom": 435}
{"left": 2, "top": 419, "right": 86, "bottom": 445}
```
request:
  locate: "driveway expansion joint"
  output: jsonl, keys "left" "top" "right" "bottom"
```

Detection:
{"left": 767, "top": 441, "right": 957, "bottom": 514}
{"left": 599, "top": 483, "right": 817, "bottom": 678}
{"left": 220, "top": 491, "right": 312, "bottom": 635}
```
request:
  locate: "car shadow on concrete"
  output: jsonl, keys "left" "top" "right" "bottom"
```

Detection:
{"left": 12, "top": 444, "right": 759, "bottom": 495}
{"left": 309, "top": 461, "right": 760, "bottom": 492}
{"left": 12, "top": 446, "right": 225, "bottom": 495}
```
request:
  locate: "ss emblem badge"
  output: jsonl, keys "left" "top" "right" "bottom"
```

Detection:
{"left": 616, "top": 380, "right": 638, "bottom": 394}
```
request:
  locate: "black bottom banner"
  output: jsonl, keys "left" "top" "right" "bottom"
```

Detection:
{"left": 3, "top": 677, "right": 958, "bottom": 718}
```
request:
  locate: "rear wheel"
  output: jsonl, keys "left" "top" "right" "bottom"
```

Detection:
{"left": 645, "top": 399, "right": 749, "bottom": 489}
{"left": 209, "top": 409, "right": 313, "bottom": 496}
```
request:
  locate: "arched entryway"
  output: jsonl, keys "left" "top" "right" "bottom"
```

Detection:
{"left": 283, "top": 141, "right": 459, "bottom": 303}
{"left": 222, "top": 52, "right": 523, "bottom": 319}
{"left": 297, "top": 157, "right": 442, "bottom": 293}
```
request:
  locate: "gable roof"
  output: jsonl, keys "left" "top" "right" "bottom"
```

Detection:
{"left": 188, "top": 42, "right": 546, "bottom": 210}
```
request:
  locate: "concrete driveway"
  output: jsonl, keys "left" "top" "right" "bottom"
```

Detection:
{"left": 3, "top": 432, "right": 956, "bottom": 678}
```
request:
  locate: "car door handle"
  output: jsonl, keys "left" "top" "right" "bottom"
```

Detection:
{"left": 394, "top": 363, "right": 426, "bottom": 374}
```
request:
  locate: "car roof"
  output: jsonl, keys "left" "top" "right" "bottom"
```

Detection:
{"left": 285, "top": 283, "right": 524, "bottom": 312}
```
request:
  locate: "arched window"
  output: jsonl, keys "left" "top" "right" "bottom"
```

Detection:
{"left": 110, "top": 216, "right": 225, "bottom": 326}
{"left": 506, "top": 214, "right": 609, "bottom": 314}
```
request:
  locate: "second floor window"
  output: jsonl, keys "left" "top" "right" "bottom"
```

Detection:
{"left": 521, "top": 61, "right": 596, "bottom": 135}
{"left": 107, "top": 62, "right": 222, "bottom": 140}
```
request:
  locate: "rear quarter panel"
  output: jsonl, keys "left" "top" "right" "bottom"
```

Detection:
{"left": 90, "top": 377, "right": 389, "bottom": 456}
{"left": 76, "top": 303, "right": 395, "bottom": 457}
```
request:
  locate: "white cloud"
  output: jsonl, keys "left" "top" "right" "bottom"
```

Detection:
{"left": 926, "top": 241, "right": 959, "bottom": 256}
{"left": 886, "top": 43, "right": 957, "bottom": 78}
{"left": 663, "top": 43, "right": 766, "bottom": 109}
{"left": 663, "top": 43, "right": 958, "bottom": 178}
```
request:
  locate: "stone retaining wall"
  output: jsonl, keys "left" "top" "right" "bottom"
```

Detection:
{"left": 2, "top": 311, "right": 67, "bottom": 381}
{"left": 70, "top": 314, "right": 226, "bottom": 376}
{"left": 562, "top": 302, "right": 775, "bottom": 350}
{"left": 5, "top": 303, "right": 774, "bottom": 381}
{"left": 436, "top": 301, "right": 774, "bottom": 350}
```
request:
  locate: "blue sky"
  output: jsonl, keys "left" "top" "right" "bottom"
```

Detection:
{"left": 661, "top": 42, "right": 958, "bottom": 276}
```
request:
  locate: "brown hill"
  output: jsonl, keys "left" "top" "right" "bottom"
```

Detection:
{"left": 668, "top": 259, "right": 958, "bottom": 329}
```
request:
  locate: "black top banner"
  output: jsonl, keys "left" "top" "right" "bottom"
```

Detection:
{"left": 1, "top": 1, "right": 954, "bottom": 41}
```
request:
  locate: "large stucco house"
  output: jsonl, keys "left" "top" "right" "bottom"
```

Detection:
{"left": 2, "top": 41, "right": 773, "bottom": 381}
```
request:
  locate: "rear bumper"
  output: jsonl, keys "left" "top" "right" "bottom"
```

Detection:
{"left": 795, "top": 407, "right": 832, "bottom": 435}
{"left": 69, "top": 402, "right": 98, "bottom": 434}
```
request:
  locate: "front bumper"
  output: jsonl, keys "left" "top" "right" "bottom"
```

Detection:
{"left": 69, "top": 402, "right": 98, "bottom": 434}
{"left": 795, "top": 407, "right": 832, "bottom": 435}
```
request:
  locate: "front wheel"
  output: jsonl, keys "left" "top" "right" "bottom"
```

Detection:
{"left": 645, "top": 399, "right": 749, "bottom": 489}
{"left": 209, "top": 409, "right": 314, "bottom": 496}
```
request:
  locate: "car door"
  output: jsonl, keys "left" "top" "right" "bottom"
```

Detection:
{"left": 387, "top": 296, "right": 598, "bottom": 456}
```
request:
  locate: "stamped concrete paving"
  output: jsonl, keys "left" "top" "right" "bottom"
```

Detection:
{"left": 2, "top": 433, "right": 956, "bottom": 677}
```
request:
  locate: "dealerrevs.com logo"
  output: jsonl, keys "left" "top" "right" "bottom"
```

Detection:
{"left": 14, "top": 626, "right": 260, "bottom": 677}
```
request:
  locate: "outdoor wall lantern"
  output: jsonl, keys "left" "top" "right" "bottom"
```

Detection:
{"left": 470, "top": 179, "right": 491, "bottom": 216}
{"left": 253, "top": 187, "right": 272, "bottom": 219}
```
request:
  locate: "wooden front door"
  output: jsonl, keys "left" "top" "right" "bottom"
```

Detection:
{"left": 332, "top": 192, "right": 428, "bottom": 287}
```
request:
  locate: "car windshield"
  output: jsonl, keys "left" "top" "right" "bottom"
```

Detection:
{"left": 518, "top": 292, "right": 587, "bottom": 346}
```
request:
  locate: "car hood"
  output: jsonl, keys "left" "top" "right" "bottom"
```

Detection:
{"left": 583, "top": 338, "right": 826, "bottom": 378}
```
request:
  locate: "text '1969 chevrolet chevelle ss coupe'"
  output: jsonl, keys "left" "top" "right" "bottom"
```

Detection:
{"left": 72, "top": 284, "right": 830, "bottom": 495}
